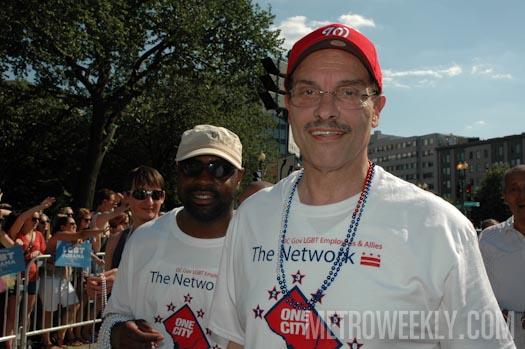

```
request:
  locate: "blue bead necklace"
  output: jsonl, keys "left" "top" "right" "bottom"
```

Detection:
{"left": 276, "top": 161, "right": 375, "bottom": 310}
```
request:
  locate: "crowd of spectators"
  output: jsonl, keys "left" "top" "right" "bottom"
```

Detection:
{"left": 0, "top": 188, "right": 129, "bottom": 349}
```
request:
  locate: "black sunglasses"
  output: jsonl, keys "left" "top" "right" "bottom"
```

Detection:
{"left": 179, "top": 160, "right": 236, "bottom": 180}
{"left": 129, "top": 189, "right": 165, "bottom": 201}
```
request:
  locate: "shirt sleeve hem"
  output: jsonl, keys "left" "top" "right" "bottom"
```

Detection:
{"left": 208, "top": 321, "right": 245, "bottom": 346}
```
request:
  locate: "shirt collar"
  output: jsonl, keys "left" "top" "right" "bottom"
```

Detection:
{"left": 503, "top": 216, "right": 524, "bottom": 238}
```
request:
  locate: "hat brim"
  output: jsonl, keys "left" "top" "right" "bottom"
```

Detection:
{"left": 176, "top": 148, "right": 243, "bottom": 170}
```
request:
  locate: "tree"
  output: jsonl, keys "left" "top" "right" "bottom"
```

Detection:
{"left": 0, "top": 0, "right": 282, "bottom": 209}
{"left": 470, "top": 163, "right": 512, "bottom": 226}
{"left": 0, "top": 80, "right": 87, "bottom": 210}
{"left": 100, "top": 71, "right": 280, "bottom": 208}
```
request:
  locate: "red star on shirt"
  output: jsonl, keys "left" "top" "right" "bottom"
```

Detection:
{"left": 267, "top": 286, "right": 281, "bottom": 300}
{"left": 329, "top": 313, "right": 342, "bottom": 328}
{"left": 291, "top": 270, "right": 305, "bottom": 284}
{"left": 253, "top": 304, "right": 264, "bottom": 319}
{"left": 310, "top": 289, "right": 325, "bottom": 304}
{"left": 184, "top": 293, "right": 193, "bottom": 303}
{"left": 347, "top": 337, "right": 364, "bottom": 348}
{"left": 166, "top": 302, "right": 176, "bottom": 312}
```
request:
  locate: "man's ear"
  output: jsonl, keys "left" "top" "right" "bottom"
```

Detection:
{"left": 236, "top": 169, "right": 245, "bottom": 189}
{"left": 372, "top": 95, "right": 386, "bottom": 128}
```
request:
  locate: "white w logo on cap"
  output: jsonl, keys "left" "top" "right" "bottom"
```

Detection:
{"left": 321, "top": 26, "right": 350, "bottom": 38}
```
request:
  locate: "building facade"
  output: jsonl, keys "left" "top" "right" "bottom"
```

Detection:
{"left": 368, "top": 131, "right": 466, "bottom": 193}
{"left": 368, "top": 130, "right": 525, "bottom": 202}
{"left": 436, "top": 133, "right": 525, "bottom": 201}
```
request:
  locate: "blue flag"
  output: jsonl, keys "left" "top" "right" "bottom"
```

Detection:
{"left": 0, "top": 245, "right": 26, "bottom": 276}
{"left": 55, "top": 241, "right": 92, "bottom": 268}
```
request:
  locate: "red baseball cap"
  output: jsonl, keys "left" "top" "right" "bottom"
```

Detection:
{"left": 287, "top": 23, "right": 382, "bottom": 92}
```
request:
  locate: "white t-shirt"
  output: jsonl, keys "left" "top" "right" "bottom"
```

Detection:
{"left": 209, "top": 166, "right": 515, "bottom": 349}
{"left": 479, "top": 217, "right": 525, "bottom": 347}
{"left": 103, "top": 207, "right": 227, "bottom": 349}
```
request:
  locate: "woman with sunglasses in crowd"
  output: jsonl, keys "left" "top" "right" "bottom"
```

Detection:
{"left": 37, "top": 213, "right": 52, "bottom": 241}
{"left": 41, "top": 215, "right": 81, "bottom": 348}
{"left": 39, "top": 213, "right": 107, "bottom": 348}
{"left": 86, "top": 166, "right": 164, "bottom": 299}
{"left": 76, "top": 208, "right": 106, "bottom": 269}
{"left": 71, "top": 208, "right": 107, "bottom": 343}
{"left": 3, "top": 197, "right": 55, "bottom": 349}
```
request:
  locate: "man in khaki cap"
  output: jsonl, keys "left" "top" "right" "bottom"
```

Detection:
{"left": 98, "top": 124, "right": 244, "bottom": 349}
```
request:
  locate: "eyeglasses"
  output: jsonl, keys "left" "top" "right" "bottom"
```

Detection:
{"left": 39, "top": 220, "right": 49, "bottom": 224}
{"left": 289, "top": 85, "right": 377, "bottom": 109}
{"left": 179, "top": 160, "right": 236, "bottom": 180}
{"left": 128, "top": 189, "right": 165, "bottom": 201}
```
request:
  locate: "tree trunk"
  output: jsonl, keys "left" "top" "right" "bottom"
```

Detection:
{"left": 73, "top": 103, "right": 114, "bottom": 210}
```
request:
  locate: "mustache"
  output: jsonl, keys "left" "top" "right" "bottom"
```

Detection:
{"left": 303, "top": 120, "right": 352, "bottom": 132}
{"left": 187, "top": 185, "right": 219, "bottom": 195}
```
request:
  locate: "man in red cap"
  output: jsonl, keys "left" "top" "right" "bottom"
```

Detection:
{"left": 208, "top": 24, "right": 515, "bottom": 348}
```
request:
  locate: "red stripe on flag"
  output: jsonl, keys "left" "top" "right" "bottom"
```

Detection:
{"left": 360, "top": 261, "right": 380, "bottom": 267}
{"left": 360, "top": 256, "right": 381, "bottom": 267}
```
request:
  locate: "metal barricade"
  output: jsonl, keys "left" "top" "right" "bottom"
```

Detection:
{"left": 0, "top": 271, "right": 23, "bottom": 348}
{"left": 1, "top": 252, "right": 105, "bottom": 349}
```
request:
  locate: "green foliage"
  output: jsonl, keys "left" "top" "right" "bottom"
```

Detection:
{"left": 470, "top": 163, "right": 512, "bottom": 226}
{"left": 0, "top": 0, "right": 283, "bottom": 210}
{"left": 0, "top": 80, "right": 88, "bottom": 210}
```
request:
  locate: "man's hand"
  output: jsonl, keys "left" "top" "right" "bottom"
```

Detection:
{"left": 85, "top": 269, "right": 117, "bottom": 298}
{"left": 110, "top": 320, "right": 164, "bottom": 348}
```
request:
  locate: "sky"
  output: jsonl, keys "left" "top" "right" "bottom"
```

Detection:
{"left": 254, "top": 0, "right": 524, "bottom": 140}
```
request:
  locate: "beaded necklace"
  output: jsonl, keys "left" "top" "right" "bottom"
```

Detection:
{"left": 101, "top": 273, "right": 107, "bottom": 309}
{"left": 276, "top": 161, "right": 375, "bottom": 310}
{"left": 93, "top": 272, "right": 108, "bottom": 344}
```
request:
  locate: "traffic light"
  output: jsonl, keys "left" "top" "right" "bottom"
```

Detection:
{"left": 465, "top": 184, "right": 472, "bottom": 201}
{"left": 259, "top": 57, "right": 287, "bottom": 116}
{"left": 253, "top": 170, "right": 262, "bottom": 181}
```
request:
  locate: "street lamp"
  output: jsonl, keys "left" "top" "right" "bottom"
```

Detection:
{"left": 258, "top": 151, "right": 266, "bottom": 181}
{"left": 456, "top": 161, "right": 469, "bottom": 212}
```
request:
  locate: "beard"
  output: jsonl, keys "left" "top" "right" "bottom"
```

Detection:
{"left": 183, "top": 200, "right": 230, "bottom": 222}
{"left": 179, "top": 185, "right": 233, "bottom": 223}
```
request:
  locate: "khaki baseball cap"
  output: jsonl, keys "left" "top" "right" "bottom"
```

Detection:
{"left": 176, "top": 125, "right": 243, "bottom": 169}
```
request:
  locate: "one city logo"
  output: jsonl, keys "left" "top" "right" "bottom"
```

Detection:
{"left": 163, "top": 304, "right": 210, "bottom": 349}
{"left": 264, "top": 286, "right": 343, "bottom": 349}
